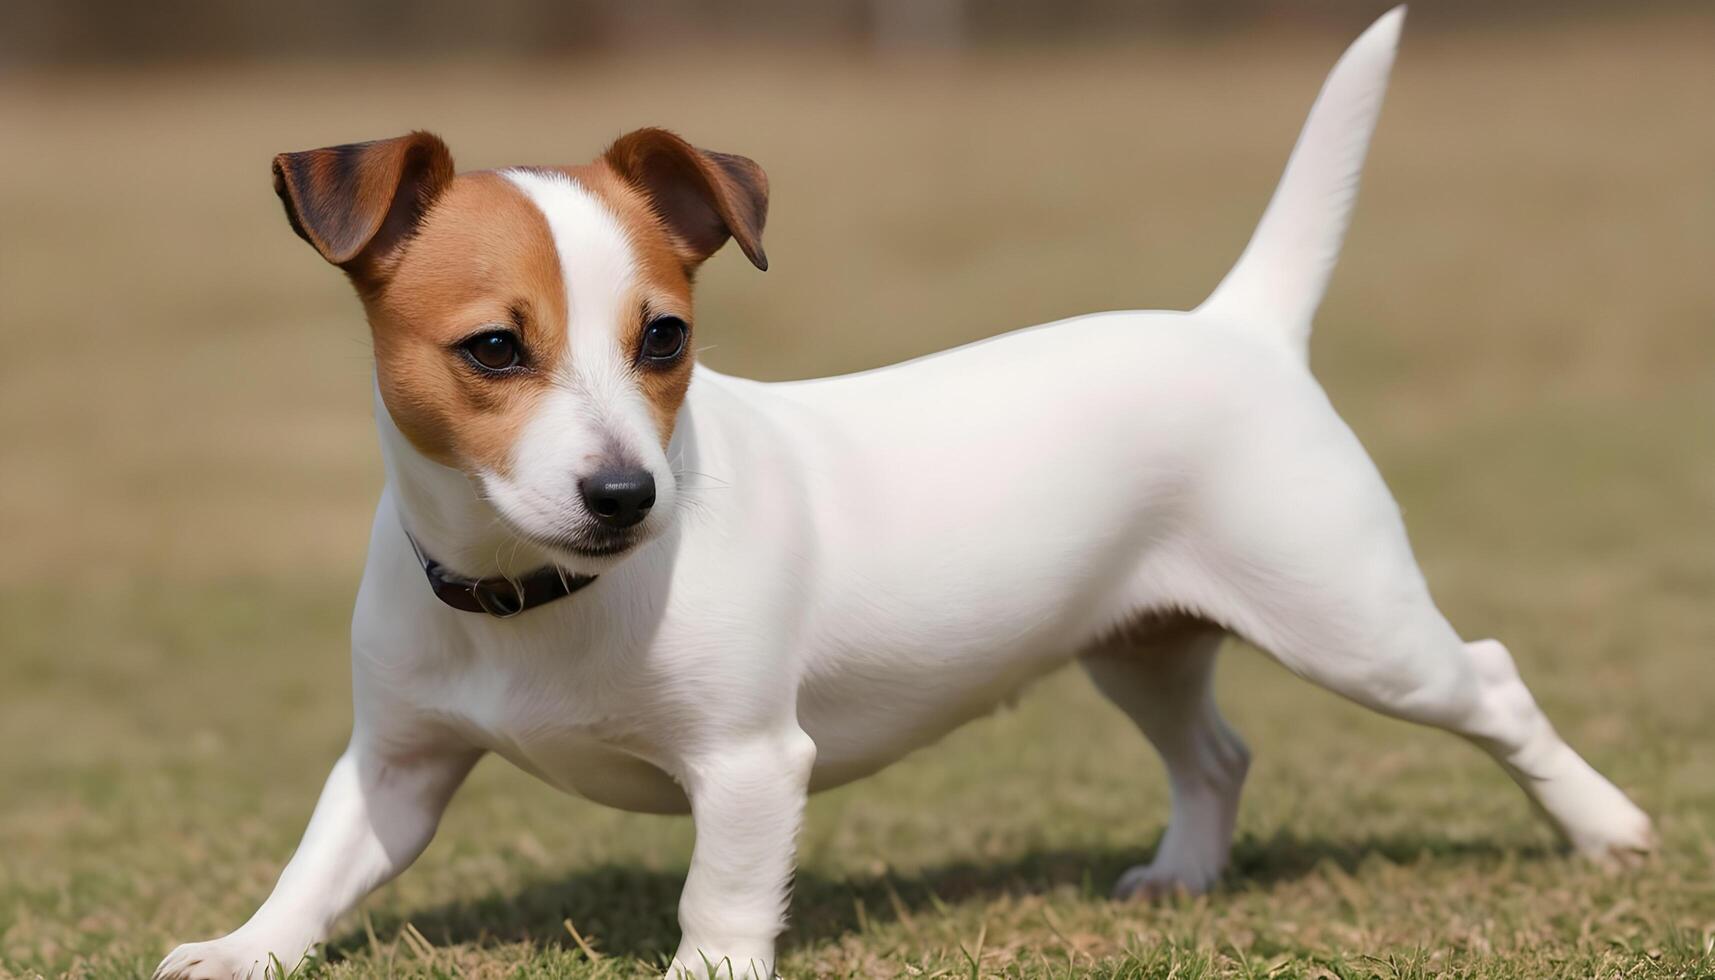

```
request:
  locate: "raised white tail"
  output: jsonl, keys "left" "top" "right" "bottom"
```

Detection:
{"left": 1197, "top": 6, "right": 1405, "bottom": 360}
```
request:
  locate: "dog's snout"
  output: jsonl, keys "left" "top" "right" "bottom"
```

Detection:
{"left": 580, "top": 468, "right": 656, "bottom": 529}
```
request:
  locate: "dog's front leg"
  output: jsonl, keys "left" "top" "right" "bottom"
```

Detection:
{"left": 154, "top": 740, "right": 479, "bottom": 980}
{"left": 669, "top": 726, "right": 817, "bottom": 979}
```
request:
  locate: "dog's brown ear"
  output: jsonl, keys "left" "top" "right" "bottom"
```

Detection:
{"left": 605, "top": 128, "right": 769, "bottom": 272}
{"left": 271, "top": 131, "right": 454, "bottom": 283}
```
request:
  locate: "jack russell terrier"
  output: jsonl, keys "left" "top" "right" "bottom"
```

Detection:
{"left": 156, "top": 9, "right": 1654, "bottom": 978}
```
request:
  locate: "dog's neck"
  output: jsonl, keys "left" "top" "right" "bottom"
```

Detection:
{"left": 372, "top": 384, "right": 555, "bottom": 580}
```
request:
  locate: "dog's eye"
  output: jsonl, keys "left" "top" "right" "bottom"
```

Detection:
{"left": 461, "top": 330, "right": 523, "bottom": 372}
{"left": 639, "top": 316, "right": 688, "bottom": 364}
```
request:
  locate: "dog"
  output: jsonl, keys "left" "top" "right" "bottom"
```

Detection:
{"left": 155, "top": 9, "right": 1654, "bottom": 978}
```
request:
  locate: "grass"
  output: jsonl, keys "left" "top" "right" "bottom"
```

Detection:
{"left": 2, "top": 11, "right": 1713, "bottom": 979}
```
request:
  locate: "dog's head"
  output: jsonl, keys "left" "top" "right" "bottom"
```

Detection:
{"left": 272, "top": 130, "right": 766, "bottom": 569}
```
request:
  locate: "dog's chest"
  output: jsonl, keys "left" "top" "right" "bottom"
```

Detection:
{"left": 424, "top": 651, "right": 691, "bottom": 814}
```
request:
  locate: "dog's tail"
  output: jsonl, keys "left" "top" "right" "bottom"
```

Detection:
{"left": 1196, "top": 6, "right": 1405, "bottom": 361}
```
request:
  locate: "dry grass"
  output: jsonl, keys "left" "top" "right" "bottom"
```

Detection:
{"left": 1, "top": 11, "right": 1712, "bottom": 979}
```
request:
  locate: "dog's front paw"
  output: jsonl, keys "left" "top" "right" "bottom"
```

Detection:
{"left": 1112, "top": 824, "right": 1232, "bottom": 901}
{"left": 1112, "top": 862, "right": 1219, "bottom": 902}
{"left": 153, "top": 934, "right": 307, "bottom": 980}
{"left": 665, "top": 944, "right": 776, "bottom": 979}
{"left": 1568, "top": 793, "right": 1657, "bottom": 870}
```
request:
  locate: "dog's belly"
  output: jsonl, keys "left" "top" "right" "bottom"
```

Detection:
{"left": 494, "top": 697, "right": 1046, "bottom": 811}
{"left": 800, "top": 686, "right": 1047, "bottom": 792}
{"left": 797, "top": 637, "right": 1079, "bottom": 792}
{"left": 454, "top": 655, "right": 1062, "bottom": 813}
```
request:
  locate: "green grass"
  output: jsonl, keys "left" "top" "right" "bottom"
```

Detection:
{"left": 4, "top": 577, "right": 1712, "bottom": 978}
{"left": 2, "top": 11, "right": 1712, "bottom": 979}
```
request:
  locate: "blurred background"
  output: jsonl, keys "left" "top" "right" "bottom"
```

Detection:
{"left": 2, "top": 2, "right": 1711, "bottom": 977}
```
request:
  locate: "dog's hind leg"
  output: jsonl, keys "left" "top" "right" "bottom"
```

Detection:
{"left": 1176, "top": 402, "right": 1655, "bottom": 864}
{"left": 1081, "top": 619, "right": 1249, "bottom": 898}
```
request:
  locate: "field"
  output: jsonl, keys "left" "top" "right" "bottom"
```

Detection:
{"left": 2, "top": 11, "right": 1713, "bottom": 978}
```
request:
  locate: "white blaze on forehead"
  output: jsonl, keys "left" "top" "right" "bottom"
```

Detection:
{"left": 502, "top": 168, "right": 639, "bottom": 382}
{"left": 492, "top": 167, "right": 671, "bottom": 527}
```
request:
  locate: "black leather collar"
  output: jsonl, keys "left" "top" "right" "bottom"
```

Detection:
{"left": 405, "top": 530, "right": 596, "bottom": 618}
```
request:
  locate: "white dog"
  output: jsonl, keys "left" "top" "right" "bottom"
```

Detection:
{"left": 156, "top": 8, "right": 1654, "bottom": 978}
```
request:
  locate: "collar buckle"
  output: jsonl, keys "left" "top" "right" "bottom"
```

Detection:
{"left": 470, "top": 579, "right": 528, "bottom": 618}
{"left": 402, "top": 523, "right": 595, "bottom": 617}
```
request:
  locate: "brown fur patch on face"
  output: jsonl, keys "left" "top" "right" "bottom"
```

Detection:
{"left": 557, "top": 162, "right": 697, "bottom": 447}
{"left": 366, "top": 161, "right": 706, "bottom": 477}
{"left": 363, "top": 171, "right": 567, "bottom": 476}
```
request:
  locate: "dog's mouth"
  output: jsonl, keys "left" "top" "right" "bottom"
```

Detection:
{"left": 497, "top": 514, "right": 641, "bottom": 564}
{"left": 557, "top": 534, "right": 635, "bottom": 558}
{"left": 483, "top": 480, "right": 662, "bottom": 569}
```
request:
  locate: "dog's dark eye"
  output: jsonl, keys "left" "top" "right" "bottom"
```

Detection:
{"left": 461, "top": 330, "right": 523, "bottom": 372}
{"left": 639, "top": 316, "right": 688, "bottom": 364}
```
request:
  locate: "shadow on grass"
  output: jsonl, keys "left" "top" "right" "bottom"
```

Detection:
{"left": 327, "top": 833, "right": 1555, "bottom": 964}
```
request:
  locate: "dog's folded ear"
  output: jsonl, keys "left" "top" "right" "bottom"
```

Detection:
{"left": 271, "top": 132, "right": 454, "bottom": 284}
{"left": 605, "top": 128, "right": 769, "bottom": 272}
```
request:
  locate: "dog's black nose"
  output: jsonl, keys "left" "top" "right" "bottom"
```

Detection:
{"left": 580, "top": 468, "right": 656, "bottom": 529}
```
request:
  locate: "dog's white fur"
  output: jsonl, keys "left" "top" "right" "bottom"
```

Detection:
{"left": 478, "top": 168, "right": 686, "bottom": 562}
{"left": 156, "top": 10, "right": 1654, "bottom": 979}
